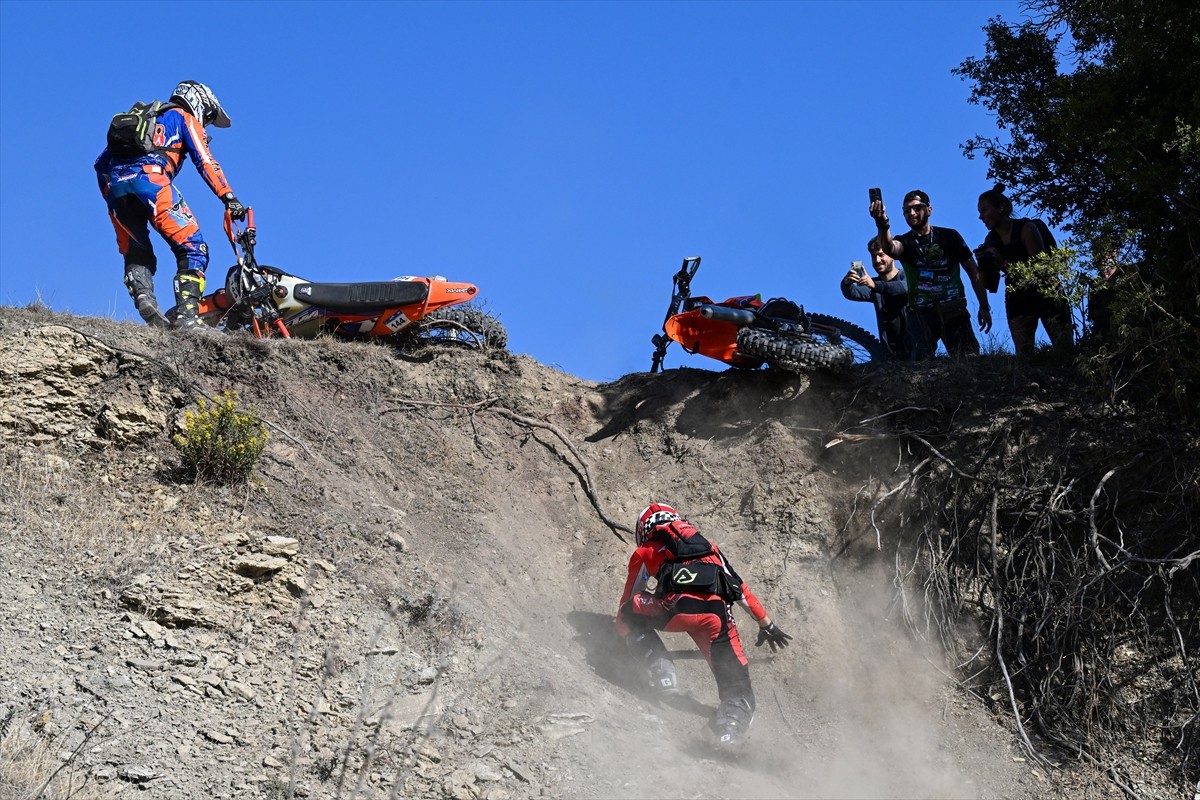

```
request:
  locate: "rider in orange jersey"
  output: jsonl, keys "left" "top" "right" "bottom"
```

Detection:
{"left": 95, "top": 80, "right": 247, "bottom": 329}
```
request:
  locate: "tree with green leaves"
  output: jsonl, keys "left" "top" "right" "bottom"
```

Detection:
{"left": 954, "top": 0, "right": 1199, "bottom": 407}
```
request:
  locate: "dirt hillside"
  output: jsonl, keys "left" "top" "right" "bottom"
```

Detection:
{"left": 0, "top": 305, "right": 1169, "bottom": 799}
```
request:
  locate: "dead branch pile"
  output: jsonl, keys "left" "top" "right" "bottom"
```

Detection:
{"left": 854, "top": 405, "right": 1200, "bottom": 790}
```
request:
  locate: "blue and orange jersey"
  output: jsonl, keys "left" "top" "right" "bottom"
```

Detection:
{"left": 95, "top": 106, "right": 233, "bottom": 199}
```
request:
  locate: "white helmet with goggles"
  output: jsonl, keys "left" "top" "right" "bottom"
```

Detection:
{"left": 169, "top": 80, "right": 232, "bottom": 128}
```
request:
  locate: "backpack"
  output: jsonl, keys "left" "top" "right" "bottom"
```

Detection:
{"left": 106, "top": 101, "right": 176, "bottom": 157}
{"left": 1024, "top": 217, "right": 1058, "bottom": 251}
{"left": 648, "top": 519, "right": 744, "bottom": 603}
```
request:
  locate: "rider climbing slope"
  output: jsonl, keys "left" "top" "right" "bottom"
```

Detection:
{"left": 616, "top": 503, "right": 792, "bottom": 745}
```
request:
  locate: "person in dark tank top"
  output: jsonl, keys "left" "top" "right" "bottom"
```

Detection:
{"left": 975, "top": 185, "right": 1074, "bottom": 358}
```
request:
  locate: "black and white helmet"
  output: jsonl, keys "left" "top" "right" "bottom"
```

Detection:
{"left": 169, "top": 80, "right": 232, "bottom": 128}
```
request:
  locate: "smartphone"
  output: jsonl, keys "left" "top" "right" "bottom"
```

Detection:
{"left": 851, "top": 260, "right": 866, "bottom": 277}
{"left": 869, "top": 187, "right": 882, "bottom": 205}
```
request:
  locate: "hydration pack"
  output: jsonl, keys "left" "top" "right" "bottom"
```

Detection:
{"left": 106, "top": 101, "right": 176, "bottom": 157}
{"left": 649, "top": 519, "right": 743, "bottom": 603}
{"left": 1022, "top": 217, "right": 1059, "bottom": 251}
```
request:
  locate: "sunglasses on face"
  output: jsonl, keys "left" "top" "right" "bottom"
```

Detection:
{"left": 903, "top": 203, "right": 929, "bottom": 213}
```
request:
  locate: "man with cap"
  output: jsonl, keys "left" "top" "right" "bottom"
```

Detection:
{"left": 869, "top": 189, "right": 992, "bottom": 358}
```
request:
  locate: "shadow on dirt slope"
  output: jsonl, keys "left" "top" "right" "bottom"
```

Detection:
{"left": 0, "top": 304, "right": 1181, "bottom": 800}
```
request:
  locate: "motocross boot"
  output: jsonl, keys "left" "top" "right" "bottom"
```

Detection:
{"left": 646, "top": 657, "right": 680, "bottom": 696}
{"left": 712, "top": 696, "right": 754, "bottom": 746}
{"left": 124, "top": 264, "right": 169, "bottom": 329}
{"left": 171, "top": 269, "right": 207, "bottom": 331}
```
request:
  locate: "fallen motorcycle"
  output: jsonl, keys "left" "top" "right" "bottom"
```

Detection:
{"left": 176, "top": 209, "right": 507, "bottom": 349}
{"left": 650, "top": 256, "right": 884, "bottom": 373}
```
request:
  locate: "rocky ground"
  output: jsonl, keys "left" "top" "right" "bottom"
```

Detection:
{"left": 0, "top": 304, "right": 1182, "bottom": 799}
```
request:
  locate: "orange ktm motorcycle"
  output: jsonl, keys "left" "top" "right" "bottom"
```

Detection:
{"left": 178, "top": 209, "right": 507, "bottom": 348}
{"left": 650, "top": 256, "right": 884, "bottom": 373}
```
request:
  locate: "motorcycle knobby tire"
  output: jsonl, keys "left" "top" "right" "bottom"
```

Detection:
{"left": 805, "top": 313, "right": 888, "bottom": 363}
{"left": 735, "top": 327, "right": 853, "bottom": 373}
{"left": 412, "top": 306, "right": 508, "bottom": 350}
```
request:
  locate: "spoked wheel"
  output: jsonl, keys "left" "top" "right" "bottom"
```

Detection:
{"left": 736, "top": 327, "right": 853, "bottom": 373}
{"left": 406, "top": 306, "right": 508, "bottom": 350}
{"left": 806, "top": 313, "right": 887, "bottom": 365}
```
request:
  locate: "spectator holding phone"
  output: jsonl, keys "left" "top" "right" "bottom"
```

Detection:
{"left": 975, "top": 184, "right": 1073, "bottom": 357}
{"left": 869, "top": 189, "right": 992, "bottom": 359}
{"left": 840, "top": 236, "right": 909, "bottom": 359}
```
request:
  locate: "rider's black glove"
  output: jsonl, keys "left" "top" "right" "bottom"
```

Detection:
{"left": 222, "top": 193, "right": 247, "bottom": 221}
{"left": 755, "top": 622, "right": 792, "bottom": 652}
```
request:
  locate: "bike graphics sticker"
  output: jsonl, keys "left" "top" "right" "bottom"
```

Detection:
{"left": 346, "top": 318, "right": 379, "bottom": 335}
{"left": 285, "top": 307, "right": 322, "bottom": 328}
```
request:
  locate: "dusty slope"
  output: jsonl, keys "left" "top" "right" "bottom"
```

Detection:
{"left": 0, "top": 305, "right": 1130, "bottom": 800}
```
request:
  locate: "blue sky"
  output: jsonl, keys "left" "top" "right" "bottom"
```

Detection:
{"left": 0, "top": 0, "right": 1037, "bottom": 382}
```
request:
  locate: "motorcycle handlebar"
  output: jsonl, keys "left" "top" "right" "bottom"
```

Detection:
{"left": 223, "top": 207, "right": 257, "bottom": 266}
{"left": 651, "top": 256, "right": 703, "bottom": 373}
{"left": 223, "top": 206, "right": 255, "bottom": 242}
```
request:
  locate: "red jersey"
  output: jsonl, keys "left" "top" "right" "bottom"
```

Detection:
{"left": 618, "top": 538, "right": 768, "bottom": 623}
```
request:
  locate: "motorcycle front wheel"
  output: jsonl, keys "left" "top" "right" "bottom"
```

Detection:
{"left": 406, "top": 306, "right": 508, "bottom": 350}
{"left": 806, "top": 313, "right": 887, "bottom": 365}
{"left": 735, "top": 327, "right": 853, "bottom": 373}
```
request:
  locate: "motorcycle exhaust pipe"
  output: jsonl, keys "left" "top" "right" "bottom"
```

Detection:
{"left": 699, "top": 305, "right": 756, "bottom": 326}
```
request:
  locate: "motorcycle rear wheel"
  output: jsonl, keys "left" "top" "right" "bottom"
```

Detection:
{"left": 736, "top": 327, "right": 853, "bottom": 373}
{"left": 806, "top": 313, "right": 887, "bottom": 364}
{"left": 408, "top": 306, "right": 508, "bottom": 350}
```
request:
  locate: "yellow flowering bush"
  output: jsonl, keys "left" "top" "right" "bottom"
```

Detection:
{"left": 172, "top": 390, "right": 268, "bottom": 483}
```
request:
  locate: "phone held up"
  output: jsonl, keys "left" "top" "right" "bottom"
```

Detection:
{"left": 868, "top": 187, "right": 882, "bottom": 205}
{"left": 851, "top": 260, "right": 866, "bottom": 278}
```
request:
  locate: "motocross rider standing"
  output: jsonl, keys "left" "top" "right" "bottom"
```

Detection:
{"left": 616, "top": 503, "right": 792, "bottom": 746}
{"left": 95, "top": 80, "right": 248, "bottom": 330}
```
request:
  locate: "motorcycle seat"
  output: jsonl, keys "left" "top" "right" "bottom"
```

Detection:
{"left": 292, "top": 280, "right": 430, "bottom": 313}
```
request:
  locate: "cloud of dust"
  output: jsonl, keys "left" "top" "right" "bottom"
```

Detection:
{"left": 785, "top": 561, "right": 996, "bottom": 799}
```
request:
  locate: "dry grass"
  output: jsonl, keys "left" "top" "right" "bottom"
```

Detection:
{"left": 0, "top": 710, "right": 109, "bottom": 800}
{"left": 2, "top": 449, "right": 174, "bottom": 590}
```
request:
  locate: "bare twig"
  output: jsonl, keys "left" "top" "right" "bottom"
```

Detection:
{"left": 485, "top": 406, "right": 631, "bottom": 540}
{"left": 989, "top": 494, "right": 1053, "bottom": 768}
{"left": 387, "top": 397, "right": 631, "bottom": 541}
{"left": 869, "top": 458, "right": 932, "bottom": 550}
{"left": 32, "top": 712, "right": 111, "bottom": 798}
{"left": 854, "top": 406, "right": 937, "bottom": 426}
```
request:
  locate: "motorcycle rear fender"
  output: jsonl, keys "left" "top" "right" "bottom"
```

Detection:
{"left": 424, "top": 279, "right": 479, "bottom": 311}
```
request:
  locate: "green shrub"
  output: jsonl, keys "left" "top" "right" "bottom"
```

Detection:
{"left": 1077, "top": 270, "right": 1200, "bottom": 413}
{"left": 172, "top": 391, "right": 268, "bottom": 483}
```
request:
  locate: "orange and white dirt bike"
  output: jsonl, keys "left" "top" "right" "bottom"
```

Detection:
{"left": 183, "top": 209, "right": 507, "bottom": 348}
{"left": 650, "top": 256, "right": 885, "bottom": 374}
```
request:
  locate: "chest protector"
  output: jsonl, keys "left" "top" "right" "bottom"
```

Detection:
{"left": 650, "top": 520, "right": 743, "bottom": 603}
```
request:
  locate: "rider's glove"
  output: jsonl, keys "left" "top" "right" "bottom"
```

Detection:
{"left": 755, "top": 622, "right": 792, "bottom": 652}
{"left": 222, "top": 193, "right": 247, "bottom": 221}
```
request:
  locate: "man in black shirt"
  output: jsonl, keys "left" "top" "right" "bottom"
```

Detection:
{"left": 869, "top": 189, "right": 992, "bottom": 359}
{"left": 840, "top": 236, "right": 909, "bottom": 359}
